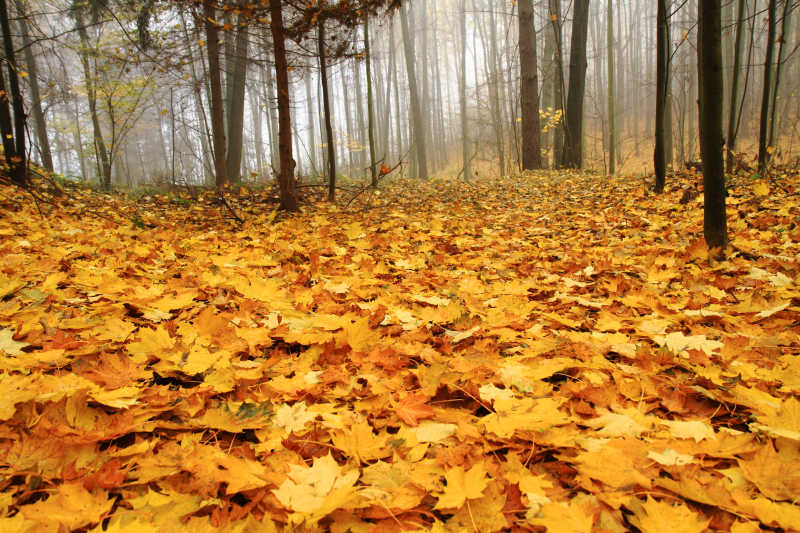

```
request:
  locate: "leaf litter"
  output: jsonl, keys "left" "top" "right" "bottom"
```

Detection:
{"left": 0, "top": 171, "right": 798, "bottom": 531}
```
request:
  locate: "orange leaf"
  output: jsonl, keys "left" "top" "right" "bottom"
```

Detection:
{"left": 395, "top": 392, "right": 435, "bottom": 426}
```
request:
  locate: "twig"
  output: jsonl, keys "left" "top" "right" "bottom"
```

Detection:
{"left": 343, "top": 149, "right": 410, "bottom": 209}
{"left": 342, "top": 161, "right": 401, "bottom": 208}
{"left": 216, "top": 193, "right": 244, "bottom": 225}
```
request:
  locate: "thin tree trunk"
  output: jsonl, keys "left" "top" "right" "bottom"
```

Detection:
{"left": 664, "top": 0, "right": 673, "bottom": 168}
{"left": 353, "top": 58, "right": 366, "bottom": 178}
{"left": 561, "top": 0, "right": 590, "bottom": 169}
{"left": 607, "top": 0, "right": 616, "bottom": 175}
{"left": 75, "top": 10, "right": 111, "bottom": 188}
{"left": 399, "top": 2, "right": 427, "bottom": 179}
{"left": 391, "top": 25, "right": 404, "bottom": 164}
{"left": 768, "top": 0, "right": 792, "bottom": 150}
{"left": 204, "top": 0, "right": 227, "bottom": 188}
{"left": 549, "top": 0, "right": 565, "bottom": 166}
{"left": 0, "top": 0, "right": 24, "bottom": 185}
{"left": 250, "top": 81, "right": 264, "bottom": 176}
{"left": 225, "top": 20, "right": 248, "bottom": 183}
{"left": 72, "top": 96, "right": 87, "bottom": 180}
{"left": 698, "top": 0, "right": 727, "bottom": 249}
{"left": 519, "top": 0, "right": 541, "bottom": 170}
{"left": 264, "top": 62, "right": 279, "bottom": 170}
{"left": 15, "top": 0, "right": 52, "bottom": 172}
{"left": 418, "top": 0, "right": 431, "bottom": 171}
{"left": 340, "top": 65, "right": 355, "bottom": 176}
{"left": 726, "top": 0, "right": 746, "bottom": 172}
{"left": 304, "top": 72, "right": 317, "bottom": 176}
{"left": 460, "top": 0, "right": 470, "bottom": 179}
{"left": 655, "top": 0, "right": 669, "bottom": 192}
{"left": 318, "top": 20, "right": 336, "bottom": 202}
{"left": 364, "top": 13, "right": 378, "bottom": 186}
{"left": 758, "top": 0, "right": 777, "bottom": 173}
{"left": 269, "top": 0, "right": 297, "bottom": 210}
{"left": 180, "top": 8, "right": 213, "bottom": 179}
{"left": 488, "top": 3, "right": 505, "bottom": 176}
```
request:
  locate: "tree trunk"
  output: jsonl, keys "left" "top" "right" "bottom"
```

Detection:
{"left": 654, "top": 0, "right": 669, "bottom": 192}
{"left": 519, "top": 0, "right": 541, "bottom": 170}
{"left": 250, "top": 80, "right": 264, "bottom": 176}
{"left": 768, "top": 0, "right": 792, "bottom": 150}
{"left": 264, "top": 61, "right": 280, "bottom": 170}
{"left": 725, "top": 0, "right": 746, "bottom": 172}
{"left": 560, "top": 0, "right": 590, "bottom": 169}
{"left": 364, "top": 13, "right": 378, "bottom": 187}
{"left": 758, "top": 0, "right": 777, "bottom": 173}
{"left": 15, "top": 0, "right": 52, "bottom": 173}
{"left": 269, "top": 0, "right": 298, "bottom": 211}
{"left": 318, "top": 20, "right": 336, "bottom": 202}
{"left": 75, "top": 9, "right": 111, "bottom": 188}
{"left": 418, "top": 0, "right": 431, "bottom": 171}
{"left": 225, "top": 19, "right": 248, "bottom": 183}
{"left": 340, "top": 64, "right": 355, "bottom": 176}
{"left": 460, "top": 0, "right": 470, "bottom": 179}
{"left": 304, "top": 72, "right": 318, "bottom": 176}
{"left": 487, "top": 3, "right": 505, "bottom": 176}
{"left": 664, "top": 0, "right": 673, "bottom": 168}
{"left": 399, "top": 2, "right": 427, "bottom": 179}
{"left": 549, "top": 0, "right": 565, "bottom": 167}
{"left": 698, "top": 0, "right": 727, "bottom": 250}
{"left": 180, "top": 7, "right": 213, "bottom": 180}
{"left": 607, "top": 0, "right": 616, "bottom": 175}
{"left": 72, "top": 96, "right": 87, "bottom": 180}
{"left": 391, "top": 24, "right": 404, "bottom": 164}
{"left": 0, "top": 0, "right": 25, "bottom": 185}
{"left": 204, "top": 0, "right": 227, "bottom": 188}
{"left": 353, "top": 59, "right": 366, "bottom": 178}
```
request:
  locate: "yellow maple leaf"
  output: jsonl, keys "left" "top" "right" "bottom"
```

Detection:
{"left": 126, "top": 325, "right": 175, "bottom": 364}
{"left": 528, "top": 501, "right": 594, "bottom": 532}
{"left": 628, "top": 497, "right": 710, "bottom": 533}
{"left": 660, "top": 420, "right": 716, "bottom": 442}
{"left": 330, "top": 419, "right": 390, "bottom": 462}
{"left": 272, "top": 454, "right": 359, "bottom": 520}
{"left": 435, "top": 463, "right": 489, "bottom": 509}
{"left": 274, "top": 402, "right": 317, "bottom": 434}
{"left": 19, "top": 483, "right": 114, "bottom": 530}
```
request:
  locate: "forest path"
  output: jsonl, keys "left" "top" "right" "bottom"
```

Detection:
{"left": 0, "top": 171, "right": 798, "bottom": 531}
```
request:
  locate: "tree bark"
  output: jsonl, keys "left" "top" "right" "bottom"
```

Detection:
{"left": 768, "top": 0, "right": 792, "bottom": 150}
{"left": 304, "top": 72, "right": 317, "bottom": 176}
{"left": 318, "top": 20, "right": 336, "bottom": 202}
{"left": 487, "top": 3, "right": 505, "bottom": 176}
{"left": 549, "top": 0, "right": 565, "bottom": 167}
{"left": 758, "top": 0, "right": 776, "bottom": 173}
{"left": 460, "top": 0, "right": 470, "bottom": 179}
{"left": 269, "top": 0, "right": 298, "bottom": 210}
{"left": 204, "top": 0, "right": 227, "bottom": 188}
{"left": 725, "top": 0, "right": 746, "bottom": 172}
{"left": 75, "top": 9, "right": 111, "bottom": 188}
{"left": 519, "top": 0, "right": 541, "bottom": 170}
{"left": 654, "top": 0, "right": 669, "bottom": 192}
{"left": 607, "top": 0, "right": 615, "bottom": 175}
{"left": 560, "top": 0, "right": 590, "bottom": 169}
{"left": 225, "top": 19, "right": 248, "bottom": 183}
{"left": 364, "top": 13, "right": 378, "bottom": 187}
{"left": 0, "top": 0, "right": 25, "bottom": 185}
{"left": 399, "top": 2, "right": 427, "bottom": 179}
{"left": 15, "top": 0, "right": 52, "bottom": 173}
{"left": 698, "top": 0, "right": 727, "bottom": 250}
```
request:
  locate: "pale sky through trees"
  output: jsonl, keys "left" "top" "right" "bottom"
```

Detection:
{"left": 5, "top": 0, "right": 799, "bottom": 185}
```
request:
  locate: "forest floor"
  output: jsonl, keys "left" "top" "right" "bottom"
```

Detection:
{"left": 0, "top": 169, "right": 799, "bottom": 532}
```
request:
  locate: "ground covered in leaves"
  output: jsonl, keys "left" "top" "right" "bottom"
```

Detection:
{"left": 0, "top": 170, "right": 799, "bottom": 532}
